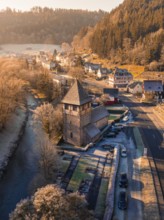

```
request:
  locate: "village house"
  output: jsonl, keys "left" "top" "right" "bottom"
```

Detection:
{"left": 127, "top": 81, "right": 143, "bottom": 94}
{"left": 101, "top": 88, "right": 119, "bottom": 105}
{"left": 84, "top": 62, "right": 92, "bottom": 72}
{"left": 88, "top": 63, "right": 101, "bottom": 76}
{"left": 97, "top": 67, "right": 112, "bottom": 79}
{"left": 56, "top": 52, "right": 80, "bottom": 67}
{"left": 142, "top": 80, "right": 163, "bottom": 102}
{"left": 62, "top": 80, "right": 109, "bottom": 146}
{"left": 108, "top": 68, "right": 133, "bottom": 88}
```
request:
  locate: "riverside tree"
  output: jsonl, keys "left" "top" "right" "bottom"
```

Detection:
{"left": 10, "top": 184, "right": 94, "bottom": 220}
{"left": 33, "top": 103, "right": 63, "bottom": 142}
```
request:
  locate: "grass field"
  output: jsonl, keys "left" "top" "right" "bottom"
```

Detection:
{"left": 31, "top": 89, "right": 46, "bottom": 100}
{"left": 67, "top": 156, "right": 99, "bottom": 192}
{"left": 118, "top": 64, "right": 144, "bottom": 78}
{"left": 60, "top": 155, "right": 72, "bottom": 174}
{"left": 94, "top": 178, "right": 109, "bottom": 218}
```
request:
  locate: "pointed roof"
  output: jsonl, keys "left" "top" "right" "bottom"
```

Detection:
{"left": 62, "top": 80, "right": 92, "bottom": 105}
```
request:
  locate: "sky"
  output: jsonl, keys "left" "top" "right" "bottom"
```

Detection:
{"left": 0, "top": 0, "right": 124, "bottom": 12}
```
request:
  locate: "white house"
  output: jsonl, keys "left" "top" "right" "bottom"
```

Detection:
{"left": 97, "top": 68, "right": 112, "bottom": 79}
{"left": 88, "top": 63, "right": 101, "bottom": 75}
{"left": 108, "top": 68, "right": 133, "bottom": 88}
{"left": 127, "top": 81, "right": 143, "bottom": 94}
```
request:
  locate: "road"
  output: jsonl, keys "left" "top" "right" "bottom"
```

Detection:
{"left": 0, "top": 95, "right": 40, "bottom": 220}
{"left": 121, "top": 93, "right": 164, "bottom": 218}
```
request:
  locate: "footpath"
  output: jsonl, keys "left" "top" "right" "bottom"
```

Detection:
{"left": 0, "top": 108, "right": 27, "bottom": 178}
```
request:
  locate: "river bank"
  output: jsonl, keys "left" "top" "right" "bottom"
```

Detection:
{"left": 0, "top": 94, "right": 39, "bottom": 220}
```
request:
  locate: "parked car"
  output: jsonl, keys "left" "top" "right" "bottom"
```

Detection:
{"left": 111, "top": 128, "right": 122, "bottom": 133}
{"left": 118, "top": 191, "right": 128, "bottom": 210}
{"left": 101, "top": 144, "right": 115, "bottom": 152}
{"left": 112, "top": 124, "right": 124, "bottom": 131}
{"left": 106, "top": 132, "right": 116, "bottom": 138}
{"left": 122, "top": 115, "right": 129, "bottom": 122}
{"left": 119, "top": 173, "right": 128, "bottom": 188}
{"left": 121, "top": 148, "right": 127, "bottom": 157}
{"left": 109, "top": 127, "right": 120, "bottom": 134}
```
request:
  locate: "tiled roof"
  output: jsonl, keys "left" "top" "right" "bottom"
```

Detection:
{"left": 85, "top": 124, "right": 100, "bottom": 138}
{"left": 144, "top": 80, "right": 163, "bottom": 92}
{"left": 91, "top": 106, "right": 109, "bottom": 123}
{"left": 99, "top": 68, "right": 112, "bottom": 74}
{"left": 91, "top": 64, "right": 101, "bottom": 70}
{"left": 62, "top": 80, "right": 92, "bottom": 105}
{"left": 103, "top": 88, "right": 119, "bottom": 97}
{"left": 128, "top": 81, "right": 142, "bottom": 89}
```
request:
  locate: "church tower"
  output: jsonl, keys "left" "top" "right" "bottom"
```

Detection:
{"left": 62, "top": 80, "right": 92, "bottom": 146}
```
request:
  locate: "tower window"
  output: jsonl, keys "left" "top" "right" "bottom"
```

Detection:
{"left": 70, "top": 132, "right": 73, "bottom": 138}
{"left": 65, "top": 104, "right": 69, "bottom": 110}
{"left": 73, "top": 105, "right": 77, "bottom": 111}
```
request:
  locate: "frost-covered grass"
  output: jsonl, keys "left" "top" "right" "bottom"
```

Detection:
{"left": 67, "top": 156, "right": 99, "bottom": 192}
{"left": 0, "top": 108, "right": 26, "bottom": 175}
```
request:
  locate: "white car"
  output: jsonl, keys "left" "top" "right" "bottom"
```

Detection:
{"left": 121, "top": 148, "right": 127, "bottom": 157}
{"left": 122, "top": 115, "right": 129, "bottom": 122}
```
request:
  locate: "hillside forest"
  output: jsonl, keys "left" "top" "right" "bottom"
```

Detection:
{"left": 0, "top": 7, "right": 105, "bottom": 45}
{"left": 72, "top": 0, "right": 164, "bottom": 67}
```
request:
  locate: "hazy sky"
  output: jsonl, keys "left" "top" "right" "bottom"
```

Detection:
{"left": 0, "top": 0, "right": 124, "bottom": 12}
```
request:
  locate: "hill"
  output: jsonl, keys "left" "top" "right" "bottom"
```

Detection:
{"left": 72, "top": 0, "right": 164, "bottom": 67}
{"left": 0, "top": 7, "right": 105, "bottom": 44}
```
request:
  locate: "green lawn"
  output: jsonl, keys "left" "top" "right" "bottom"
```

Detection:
{"left": 67, "top": 156, "right": 99, "bottom": 192}
{"left": 59, "top": 154, "right": 73, "bottom": 174}
{"left": 108, "top": 115, "right": 120, "bottom": 120}
{"left": 60, "top": 160, "right": 71, "bottom": 174}
{"left": 95, "top": 178, "right": 109, "bottom": 218}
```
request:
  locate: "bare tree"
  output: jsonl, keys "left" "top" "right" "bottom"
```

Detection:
{"left": 33, "top": 103, "right": 63, "bottom": 142}
{"left": 37, "top": 135, "right": 60, "bottom": 181}
{"left": 10, "top": 184, "right": 94, "bottom": 220}
{"left": 68, "top": 66, "right": 85, "bottom": 81}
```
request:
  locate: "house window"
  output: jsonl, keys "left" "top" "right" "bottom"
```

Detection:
{"left": 70, "top": 132, "right": 73, "bottom": 138}
{"left": 65, "top": 104, "right": 69, "bottom": 110}
{"left": 73, "top": 105, "right": 77, "bottom": 111}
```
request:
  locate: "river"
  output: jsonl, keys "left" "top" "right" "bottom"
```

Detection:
{"left": 0, "top": 95, "right": 39, "bottom": 220}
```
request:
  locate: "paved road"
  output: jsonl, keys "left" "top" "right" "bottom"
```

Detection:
{"left": 121, "top": 93, "right": 164, "bottom": 218}
{"left": 0, "top": 96, "right": 39, "bottom": 220}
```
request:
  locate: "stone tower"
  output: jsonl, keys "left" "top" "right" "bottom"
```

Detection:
{"left": 62, "top": 80, "right": 92, "bottom": 146}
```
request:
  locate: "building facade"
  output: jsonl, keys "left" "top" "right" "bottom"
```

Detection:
{"left": 108, "top": 68, "right": 133, "bottom": 88}
{"left": 62, "top": 80, "right": 109, "bottom": 146}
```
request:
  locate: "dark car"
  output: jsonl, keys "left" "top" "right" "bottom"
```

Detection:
{"left": 101, "top": 144, "right": 115, "bottom": 152}
{"left": 109, "top": 128, "right": 120, "bottom": 134}
{"left": 106, "top": 132, "right": 116, "bottom": 138}
{"left": 118, "top": 191, "right": 128, "bottom": 210}
{"left": 119, "top": 173, "right": 128, "bottom": 188}
{"left": 121, "top": 148, "right": 127, "bottom": 157}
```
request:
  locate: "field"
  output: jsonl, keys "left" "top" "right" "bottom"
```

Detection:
{"left": 118, "top": 64, "right": 144, "bottom": 78}
{"left": 67, "top": 156, "right": 99, "bottom": 192}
